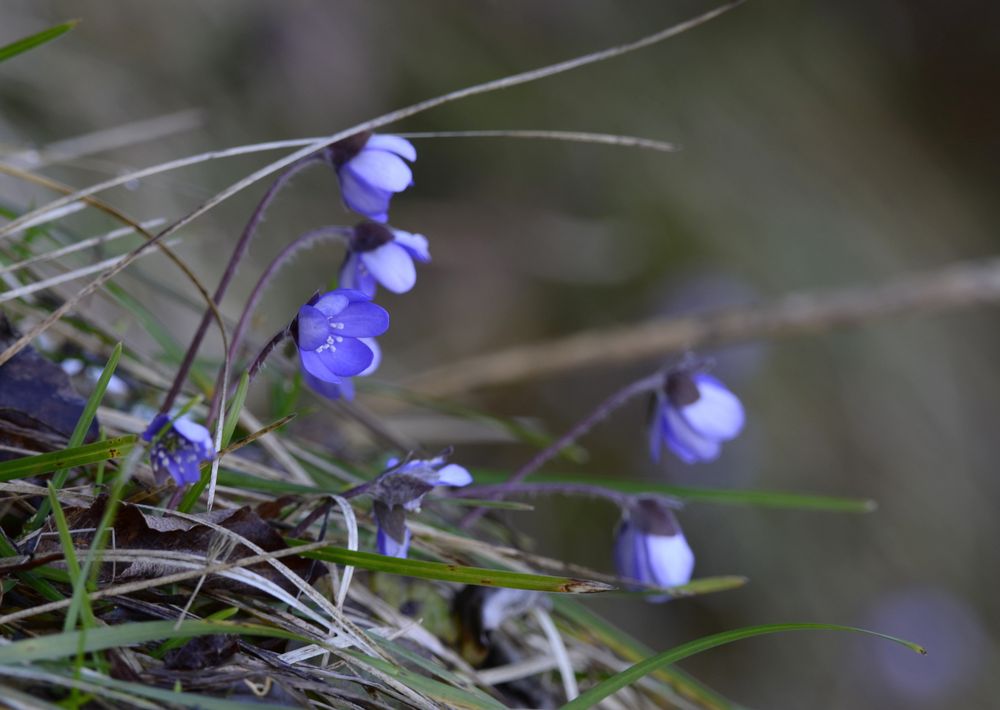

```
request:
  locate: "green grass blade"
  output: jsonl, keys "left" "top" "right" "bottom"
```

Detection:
{"left": 28, "top": 343, "right": 122, "bottom": 529}
{"left": 472, "top": 470, "right": 876, "bottom": 513}
{"left": 0, "top": 620, "right": 298, "bottom": 665}
{"left": 45, "top": 483, "right": 95, "bottom": 631}
{"left": 290, "top": 540, "right": 614, "bottom": 593}
{"left": 0, "top": 435, "right": 136, "bottom": 482}
{"left": 0, "top": 20, "right": 79, "bottom": 63}
{"left": 555, "top": 598, "right": 740, "bottom": 710}
{"left": 221, "top": 371, "right": 250, "bottom": 448}
{"left": 342, "top": 650, "right": 507, "bottom": 710}
{"left": 562, "top": 623, "right": 926, "bottom": 710}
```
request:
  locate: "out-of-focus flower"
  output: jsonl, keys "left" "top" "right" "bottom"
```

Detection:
{"left": 294, "top": 289, "right": 389, "bottom": 399}
{"left": 649, "top": 368, "right": 744, "bottom": 464}
{"left": 614, "top": 498, "right": 694, "bottom": 602}
{"left": 327, "top": 132, "right": 416, "bottom": 223}
{"left": 369, "top": 454, "right": 473, "bottom": 558}
{"left": 142, "top": 414, "right": 215, "bottom": 487}
{"left": 339, "top": 220, "right": 430, "bottom": 296}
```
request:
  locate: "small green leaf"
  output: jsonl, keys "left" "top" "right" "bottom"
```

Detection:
{"left": 289, "top": 540, "right": 614, "bottom": 593}
{"left": 562, "top": 622, "right": 926, "bottom": 709}
{"left": 0, "top": 435, "right": 136, "bottom": 482}
{"left": 0, "top": 20, "right": 79, "bottom": 63}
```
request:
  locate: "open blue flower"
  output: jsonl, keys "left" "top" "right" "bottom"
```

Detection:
{"left": 650, "top": 369, "right": 744, "bottom": 464}
{"left": 294, "top": 289, "right": 389, "bottom": 399}
{"left": 614, "top": 498, "right": 694, "bottom": 603}
{"left": 142, "top": 414, "right": 215, "bottom": 487}
{"left": 369, "top": 454, "right": 473, "bottom": 558}
{"left": 339, "top": 221, "right": 430, "bottom": 296}
{"left": 327, "top": 132, "right": 416, "bottom": 223}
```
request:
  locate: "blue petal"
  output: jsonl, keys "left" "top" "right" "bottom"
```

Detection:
{"left": 303, "top": 367, "right": 354, "bottom": 401}
{"left": 377, "top": 524, "right": 412, "bottom": 558}
{"left": 142, "top": 414, "right": 171, "bottom": 442}
{"left": 339, "top": 253, "right": 377, "bottom": 297}
{"left": 681, "top": 374, "right": 745, "bottom": 441}
{"left": 172, "top": 452, "right": 204, "bottom": 486}
{"left": 433, "top": 464, "right": 472, "bottom": 487}
{"left": 357, "top": 338, "right": 381, "bottom": 377}
{"left": 314, "top": 336, "right": 375, "bottom": 377}
{"left": 347, "top": 150, "right": 413, "bottom": 192}
{"left": 299, "top": 349, "right": 342, "bottom": 385}
{"left": 297, "top": 304, "right": 332, "bottom": 351}
{"left": 664, "top": 406, "right": 720, "bottom": 463}
{"left": 392, "top": 229, "right": 431, "bottom": 262}
{"left": 366, "top": 134, "right": 417, "bottom": 162}
{"left": 645, "top": 533, "right": 695, "bottom": 589}
{"left": 328, "top": 301, "right": 389, "bottom": 337}
{"left": 362, "top": 242, "right": 416, "bottom": 294}
{"left": 173, "top": 418, "right": 214, "bottom": 458}
{"left": 338, "top": 169, "right": 391, "bottom": 222}
{"left": 311, "top": 292, "right": 350, "bottom": 318}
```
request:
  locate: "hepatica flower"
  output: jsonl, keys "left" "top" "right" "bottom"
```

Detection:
{"left": 294, "top": 289, "right": 389, "bottom": 400}
{"left": 142, "top": 414, "right": 215, "bottom": 487}
{"left": 368, "top": 454, "right": 473, "bottom": 558}
{"left": 327, "top": 132, "right": 416, "bottom": 223}
{"left": 614, "top": 498, "right": 694, "bottom": 603}
{"left": 650, "top": 368, "right": 744, "bottom": 464}
{"left": 340, "top": 221, "right": 430, "bottom": 297}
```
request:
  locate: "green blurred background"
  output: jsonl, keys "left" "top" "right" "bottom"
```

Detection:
{"left": 3, "top": 1, "right": 999, "bottom": 707}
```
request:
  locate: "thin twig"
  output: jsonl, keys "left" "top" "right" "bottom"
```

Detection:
{"left": 410, "top": 255, "right": 1000, "bottom": 396}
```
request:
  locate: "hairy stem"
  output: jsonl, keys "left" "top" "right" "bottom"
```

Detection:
{"left": 460, "top": 371, "right": 665, "bottom": 528}
{"left": 160, "top": 154, "right": 322, "bottom": 415}
{"left": 206, "top": 225, "right": 350, "bottom": 424}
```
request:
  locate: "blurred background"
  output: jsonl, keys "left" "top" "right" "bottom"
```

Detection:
{"left": 2, "top": 1, "right": 999, "bottom": 707}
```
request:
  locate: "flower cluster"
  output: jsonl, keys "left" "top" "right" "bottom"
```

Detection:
{"left": 142, "top": 414, "right": 215, "bottom": 487}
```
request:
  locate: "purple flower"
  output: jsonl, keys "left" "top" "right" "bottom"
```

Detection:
{"left": 142, "top": 414, "right": 215, "bottom": 487}
{"left": 369, "top": 454, "right": 473, "bottom": 558}
{"left": 614, "top": 498, "right": 694, "bottom": 603}
{"left": 649, "top": 369, "right": 744, "bottom": 464}
{"left": 294, "top": 289, "right": 389, "bottom": 400}
{"left": 339, "top": 221, "right": 430, "bottom": 297}
{"left": 327, "top": 132, "right": 416, "bottom": 223}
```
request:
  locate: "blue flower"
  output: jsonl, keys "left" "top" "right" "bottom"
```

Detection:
{"left": 649, "top": 369, "right": 744, "bottom": 464}
{"left": 369, "top": 454, "right": 473, "bottom": 558}
{"left": 142, "top": 414, "right": 215, "bottom": 487}
{"left": 294, "top": 289, "right": 389, "bottom": 400}
{"left": 327, "top": 132, "right": 416, "bottom": 223}
{"left": 339, "top": 221, "right": 431, "bottom": 297}
{"left": 614, "top": 498, "right": 694, "bottom": 603}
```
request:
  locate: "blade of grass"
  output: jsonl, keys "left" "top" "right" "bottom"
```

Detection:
{"left": 555, "top": 598, "right": 740, "bottom": 710}
{"left": 0, "top": 527, "right": 65, "bottom": 603}
{"left": 289, "top": 540, "right": 614, "bottom": 593}
{"left": 562, "top": 623, "right": 926, "bottom": 710}
{"left": 0, "top": 20, "right": 78, "bottom": 63}
{"left": 0, "top": 435, "right": 136, "bottom": 482}
{"left": 472, "top": 470, "right": 876, "bottom": 513}
{"left": 0, "top": 620, "right": 299, "bottom": 665}
{"left": 44, "top": 483, "right": 95, "bottom": 631}
{"left": 28, "top": 343, "right": 121, "bottom": 529}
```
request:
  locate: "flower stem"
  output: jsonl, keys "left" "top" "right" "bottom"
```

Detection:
{"left": 459, "top": 371, "right": 665, "bottom": 528}
{"left": 206, "top": 225, "right": 351, "bottom": 424}
{"left": 160, "top": 154, "right": 322, "bottom": 415}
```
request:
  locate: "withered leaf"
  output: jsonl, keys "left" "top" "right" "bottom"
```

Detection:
{"left": 0, "top": 312, "right": 100, "bottom": 460}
